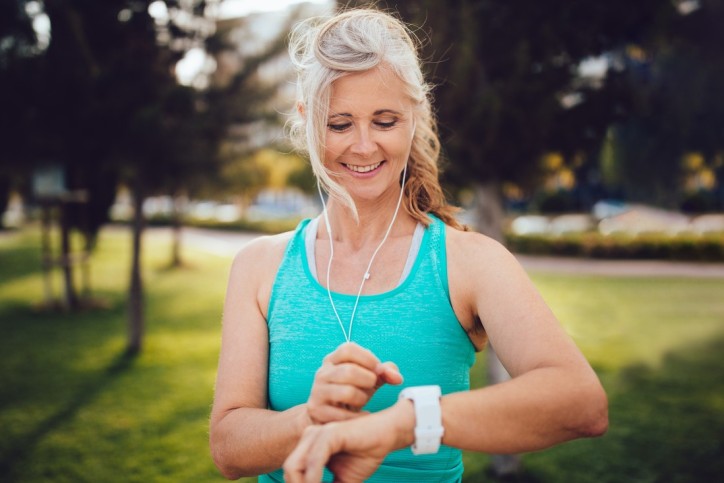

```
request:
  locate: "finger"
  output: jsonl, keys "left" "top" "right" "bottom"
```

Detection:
{"left": 319, "top": 383, "right": 372, "bottom": 409}
{"left": 320, "top": 362, "right": 378, "bottom": 389}
{"left": 301, "top": 426, "right": 343, "bottom": 483}
{"left": 283, "top": 426, "right": 319, "bottom": 483}
{"left": 323, "top": 342, "right": 381, "bottom": 371}
{"left": 284, "top": 425, "right": 334, "bottom": 483}
{"left": 308, "top": 404, "right": 365, "bottom": 425}
{"left": 375, "top": 362, "right": 403, "bottom": 387}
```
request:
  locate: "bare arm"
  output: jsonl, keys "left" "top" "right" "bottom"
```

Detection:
{"left": 440, "top": 230, "right": 608, "bottom": 452}
{"left": 209, "top": 234, "right": 310, "bottom": 479}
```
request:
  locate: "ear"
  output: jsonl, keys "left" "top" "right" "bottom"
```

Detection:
{"left": 297, "top": 102, "right": 305, "bottom": 120}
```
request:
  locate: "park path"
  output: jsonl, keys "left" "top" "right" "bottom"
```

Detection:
{"left": 173, "top": 227, "right": 724, "bottom": 279}
{"left": 5, "top": 226, "right": 720, "bottom": 278}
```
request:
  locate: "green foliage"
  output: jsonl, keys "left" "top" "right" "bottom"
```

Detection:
{"left": 507, "top": 232, "right": 724, "bottom": 261}
{"left": 376, "top": 0, "right": 674, "bottom": 190}
{"left": 0, "top": 1, "right": 248, "bottom": 237}
{"left": 597, "top": 2, "right": 724, "bottom": 206}
{"left": 681, "top": 190, "right": 721, "bottom": 213}
{"left": 362, "top": 1, "right": 724, "bottom": 212}
{"left": 530, "top": 189, "right": 578, "bottom": 214}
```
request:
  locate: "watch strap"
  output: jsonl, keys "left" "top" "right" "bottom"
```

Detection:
{"left": 399, "top": 385, "right": 444, "bottom": 455}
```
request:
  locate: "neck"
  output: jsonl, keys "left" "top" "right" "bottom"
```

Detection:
{"left": 323, "top": 192, "right": 414, "bottom": 249}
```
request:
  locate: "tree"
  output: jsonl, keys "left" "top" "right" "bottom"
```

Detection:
{"left": 0, "top": 0, "right": 40, "bottom": 226}
{"left": 606, "top": 0, "right": 724, "bottom": 208}
{"left": 1, "top": 0, "right": 128, "bottom": 307}
{"left": 0, "top": 0, "right": 220, "bottom": 350}
{"left": 106, "top": 0, "right": 219, "bottom": 353}
{"left": 1, "top": 0, "right": 312, "bottom": 352}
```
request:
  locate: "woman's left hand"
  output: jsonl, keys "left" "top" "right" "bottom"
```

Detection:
{"left": 283, "top": 400, "right": 413, "bottom": 483}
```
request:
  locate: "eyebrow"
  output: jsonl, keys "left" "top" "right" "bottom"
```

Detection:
{"left": 328, "top": 109, "right": 404, "bottom": 118}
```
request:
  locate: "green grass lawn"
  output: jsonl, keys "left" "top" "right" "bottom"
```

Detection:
{"left": 1, "top": 227, "right": 723, "bottom": 482}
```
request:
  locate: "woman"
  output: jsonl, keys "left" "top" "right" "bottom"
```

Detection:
{"left": 210, "top": 8, "right": 607, "bottom": 483}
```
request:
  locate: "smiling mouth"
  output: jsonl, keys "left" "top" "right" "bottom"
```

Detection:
{"left": 343, "top": 161, "right": 384, "bottom": 173}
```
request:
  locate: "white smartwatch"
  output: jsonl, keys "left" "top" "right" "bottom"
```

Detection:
{"left": 399, "top": 385, "right": 444, "bottom": 455}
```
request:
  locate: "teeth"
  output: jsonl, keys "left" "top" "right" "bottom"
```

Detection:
{"left": 345, "top": 161, "right": 382, "bottom": 173}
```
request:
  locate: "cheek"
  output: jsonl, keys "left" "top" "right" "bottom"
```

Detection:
{"left": 384, "top": 134, "right": 413, "bottom": 161}
{"left": 323, "top": 137, "right": 345, "bottom": 164}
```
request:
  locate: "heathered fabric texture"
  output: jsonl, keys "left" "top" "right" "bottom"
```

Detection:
{"left": 260, "top": 215, "right": 475, "bottom": 483}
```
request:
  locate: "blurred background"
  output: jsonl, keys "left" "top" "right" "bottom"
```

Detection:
{"left": 0, "top": 1, "right": 722, "bottom": 482}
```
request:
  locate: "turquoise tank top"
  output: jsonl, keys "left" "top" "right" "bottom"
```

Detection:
{"left": 261, "top": 215, "right": 475, "bottom": 483}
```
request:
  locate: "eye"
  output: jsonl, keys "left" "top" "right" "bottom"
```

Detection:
{"left": 374, "top": 119, "right": 398, "bottom": 129}
{"left": 327, "top": 123, "right": 351, "bottom": 133}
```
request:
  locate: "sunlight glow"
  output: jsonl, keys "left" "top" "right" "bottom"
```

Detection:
{"left": 217, "top": 0, "right": 331, "bottom": 19}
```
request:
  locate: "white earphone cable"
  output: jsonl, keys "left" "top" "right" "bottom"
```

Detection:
{"left": 317, "top": 163, "right": 408, "bottom": 342}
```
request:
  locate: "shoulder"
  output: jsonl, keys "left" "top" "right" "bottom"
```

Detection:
{"left": 224, "top": 230, "right": 298, "bottom": 320}
{"left": 444, "top": 225, "right": 518, "bottom": 274}
{"left": 444, "top": 225, "right": 533, "bottom": 313}
{"left": 229, "top": 230, "right": 296, "bottom": 281}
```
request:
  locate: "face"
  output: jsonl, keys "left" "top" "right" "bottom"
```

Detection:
{"left": 324, "top": 67, "right": 415, "bottom": 204}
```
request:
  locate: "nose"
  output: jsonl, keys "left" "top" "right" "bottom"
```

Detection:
{"left": 349, "top": 127, "right": 376, "bottom": 158}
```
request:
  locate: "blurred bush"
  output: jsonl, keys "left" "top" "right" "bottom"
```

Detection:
{"left": 506, "top": 232, "right": 724, "bottom": 261}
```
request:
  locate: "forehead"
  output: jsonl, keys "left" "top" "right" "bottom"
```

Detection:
{"left": 328, "top": 67, "right": 412, "bottom": 115}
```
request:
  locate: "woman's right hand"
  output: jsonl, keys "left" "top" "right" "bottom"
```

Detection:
{"left": 306, "top": 342, "right": 403, "bottom": 425}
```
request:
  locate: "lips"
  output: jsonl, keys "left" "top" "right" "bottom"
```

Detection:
{"left": 343, "top": 161, "right": 384, "bottom": 173}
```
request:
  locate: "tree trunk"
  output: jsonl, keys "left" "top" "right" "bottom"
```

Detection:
{"left": 127, "top": 178, "right": 145, "bottom": 355}
{"left": 170, "top": 193, "right": 185, "bottom": 268}
{"left": 59, "top": 200, "right": 79, "bottom": 310}
{"left": 40, "top": 204, "right": 55, "bottom": 308}
{"left": 0, "top": 177, "right": 11, "bottom": 229}
{"left": 473, "top": 181, "right": 505, "bottom": 243}
{"left": 474, "top": 181, "right": 522, "bottom": 477}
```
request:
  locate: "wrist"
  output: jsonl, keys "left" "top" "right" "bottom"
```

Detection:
{"left": 387, "top": 398, "right": 416, "bottom": 450}
{"left": 294, "top": 404, "right": 314, "bottom": 435}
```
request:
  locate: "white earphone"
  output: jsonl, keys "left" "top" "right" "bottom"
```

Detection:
{"left": 316, "top": 162, "right": 408, "bottom": 342}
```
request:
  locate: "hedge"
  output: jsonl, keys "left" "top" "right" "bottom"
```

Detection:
{"left": 505, "top": 232, "right": 724, "bottom": 261}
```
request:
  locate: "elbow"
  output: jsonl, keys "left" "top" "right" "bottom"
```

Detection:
{"left": 214, "top": 460, "right": 243, "bottom": 481}
{"left": 211, "top": 446, "right": 241, "bottom": 480}
{"left": 578, "top": 409, "right": 608, "bottom": 439}
{"left": 217, "top": 466, "right": 243, "bottom": 481}
{"left": 575, "top": 383, "right": 609, "bottom": 438}
{"left": 211, "top": 448, "right": 247, "bottom": 480}
{"left": 586, "top": 400, "right": 609, "bottom": 438}
{"left": 210, "top": 430, "right": 245, "bottom": 480}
